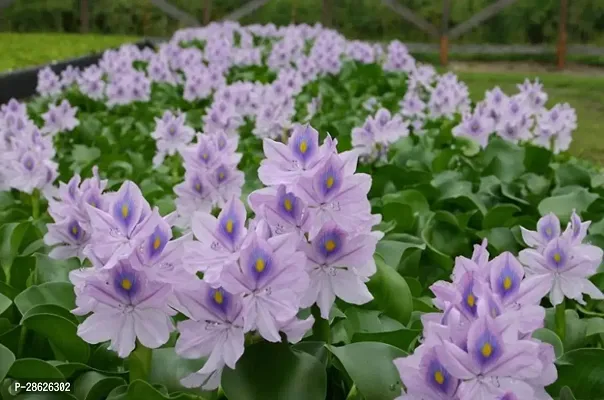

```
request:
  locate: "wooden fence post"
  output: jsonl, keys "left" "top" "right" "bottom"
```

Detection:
{"left": 557, "top": 0, "right": 568, "bottom": 70}
{"left": 203, "top": 0, "right": 211, "bottom": 25}
{"left": 440, "top": 0, "right": 450, "bottom": 65}
{"left": 80, "top": 0, "right": 89, "bottom": 33}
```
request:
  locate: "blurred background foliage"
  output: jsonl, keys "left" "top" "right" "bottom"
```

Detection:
{"left": 1, "top": 0, "right": 604, "bottom": 45}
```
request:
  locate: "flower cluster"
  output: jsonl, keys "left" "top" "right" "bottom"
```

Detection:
{"left": 453, "top": 79, "right": 577, "bottom": 153}
{"left": 0, "top": 99, "right": 59, "bottom": 195}
{"left": 174, "top": 123, "right": 382, "bottom": 389}
{"left": 352, "top": 108, "right": 409, "bottom": 161}
{"left": 41, "top": 99, "right": 80, "bottom": 137}
{"left": 394, "top": 240, "right": 557, "bottom": 399}
{"left": 519, "top": 211, "right": 603, "bottom": 305}
{"left": 173, "top": 131, "right": 244, "bottom": 229}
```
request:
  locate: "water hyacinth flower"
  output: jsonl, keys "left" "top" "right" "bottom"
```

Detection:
{"left": 44, "top": 217, "right": 91, "bottom": 262}
{"left": 41, "top": 100, "right": 80, "bottom": 136}
{"left": 299, "top": 221, "right": 383, "bottom": 319}
{"left": 518, "top": 234, "right": 604, "bottom": 306}
{"left": 151, "top": 110, "right": 195, "bottom": 167}
{"left": 248, "top": 185, "right": 313, "bottom": 240}
{"left": 173, "top": 172, "right": 214, "bottom": 228}
{"left": 520, "top": 213, "right": 561, "bottom": 251}
{"left": 7, "top": 149, "right": 58, "bottom": 195}
{"left": 221, "top": 232, "right": 309, "bottom": 342}
{"left": 293, "top": 152, "right": 379, "bottom": 237}
{"left": 174, "top": 282, "right": 245, "bottom": 391}
{"left": 258, "top": 124, "right": 335, "bottom": 188}
{"left": 85, "top": 181, "right": 162, "bottom": 269}
{"left": 36, "top": 67, "right": 62, "bottom": 97}
{"left": 74, "top": 262, "right": 175, "bottom": 358}
{"left": 452, "top": 111, "right": 494, "bottom": 148}
{"left": 186, "top": 196, "right": 248, "bottom": 284}
{"left": 438, "top": 316, "right": 544, "bottom": 398}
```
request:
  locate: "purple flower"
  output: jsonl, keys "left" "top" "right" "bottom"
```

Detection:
{"left": 518, "top": 236, "right": 603, "bottom": 305}
{"left": 520, "top": 213, "right": 561, "bottom": 250}
{"left": 207, "top": 163, "right": 244, "bottom": 207}
{"left": 393, "top": 345, "right": 459, "bottom": 399}
{"left": 186, "top": 196, "right": 248, "bottom": 284}
{"left": 85, "top": 181, "right": 162, "bottom": 269}
{"left": 258, "top": 124, "right": 335, "bottom": 188}
{"left": 36, "top": 67, "right": 62, "bottom": 97}
{"left": 151, "top": 110, "right": 195, "bottom": 167}
{"left": 299, "top": 221, "right": 382, "bottom": 319}
{"left": 293, "top": 152, "right": 378, "bottom": 237}
{"left": 174, "top": 282, "right": 245, "bottom": 391}
{"left": 44, "top": 218, "right": 91, "bottom": 262}
{"left": 439, "top": 316, "right": 542, "bottom": 398}
{"left": 221, "top": 232, "right": 308, "bottom": 342}
{"left": 75, "top": 262, "right": 174, "bottom": 357}
{"left": 173, "top": 172, "right": 215, "bottom": 229}
{"left": 452, "top": 112, "right": 494, "bottom": 148}
{"left": 41, "top": 100, "right": 79, "bottom": 136}
{"left": 248, "top": 185, "right": 312, "bottom": 240}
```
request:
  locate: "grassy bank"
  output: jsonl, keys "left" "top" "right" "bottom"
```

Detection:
{"left": 0, "top": 33, "right": 138, "bottom": 72}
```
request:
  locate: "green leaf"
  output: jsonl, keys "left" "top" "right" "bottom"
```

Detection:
{"left": 351, "top": 328, "right": 421, "bottom": 353}
{"left": 33, "top": 253, "right": 81, "bottom": 284}
{"left": 0, "top": 222, "right": 35, "bottom": 271}
{"left": 375, "top": 237, "right": 425, "bottom": 268}
{"left": 0, "top": 292, "right": 11, "bottom": 315}
{"left": 547, "top": 348, "right": 604, "bottom": 399}
{"left": 559, "top": 386, "right": 578, "bottom": 400}
{"left": 420, "top": 211, "right": 468, "bottom": 266}
{"left": 479, "top": 227, "right": 520, "bottom": 254}
{"left": 8, "top": 358, "right": 66, "bottom": 381}
{"left": 382, "top": 190, "right": 430, "bottom": 215}
{"left": 121, "top": 380, "right": 196, "bottom": 400}
{"left": 366, "top": 257, "right": 413, "bottom": 326}
{"left": 545, "top": 309, "right": 587, "bottom": 352}
{"left": 147, "top": 347, "right": 211, "bottom": 395}
{"left": 586, "top": 317, "right": 604, "bottom": 337}
{"left": 0, "top": 343, "right": 15, "bottom": 382}
{"left": 531, "top": 328, "right": 564, "bottom": 359}
{"left": 21, "top": 304, "right": 90, "bottom": 363}
{"left": 482, "top": 204, "right": 522, "bottom": 229}
{"left": 538, "top": 189, "right": 598, "bottom": 225}
{"left": 72, "top": 145, "right": 101, "bottom": 167}
{"left": 555, "top": 163, "right": 592, "bottom": 188}
{"left": 382, "top": 203, "right": 414, "bottom": 232}
{"left": 14, "top": 282, "right": 75, "bottom": 316}
{"left": 222, "top": 342, "right": 326, "bottom": 400}
{"left": 434, "top": 180, "right": 486, "bottom": 215}
{"left": 328, "top": 342, "right": 405, "bottom": 400}
{"left": 73, "top": 371, "right": 126, "bottom": 400}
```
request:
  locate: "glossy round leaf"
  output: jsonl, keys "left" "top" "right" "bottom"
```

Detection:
{"left": 21, "top": 305, "right": 90, "bottom": 364}
{"left": 367, "top": 257, "right": 413, "bottom": 326}
{"left": 14, "top": 282, "right": 75, "bottom": 316}
{"left": 73, "top": 371, "right": 126, "bottom": 400}
{"left": 0, "top": 343, "right": 15, "bottom": 383}
{"left": 327, "top": 342, "right": 406, "bottom": 400}
{"left": 538, "top": 189, "right": 598, "bottom": 225}
{"left": 222, "top": 342, "right": 327, "bottom": 400}
{"left": 8, "top": 358, "right": 65, "bottom": 381}
{"left": 351, "top": 328, "right": 421, "bottom": 353}
{"left": 547, "top": 348, "right": 604, "bottom": 399}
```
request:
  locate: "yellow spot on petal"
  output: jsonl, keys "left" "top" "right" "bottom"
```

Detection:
{"left": 466, "top": 294, "right": 475, "bottom": 307}
{"left": 71, "top": 225, "right": 78, "bottom": 236}
{"left": 121, "top": 279, "right": 132, "bottom": 290}
{"left": 89, "top": 200, "right": 97, "bottom": 208}
{"left": 325, "top": 240, "right": 336, "bottom": 252}
{"left": 255, "top": 258, "right": 265, "bottom": 272}
{"left": 299, "top": 140, "right": 308, "bottom": 154}
{"left": 553, "top": 253, "right": 561, "bottom": 263}
{"left": 503, "top": 276, "right": 512, "bottom": 290}
{"left": 153, "top": 236, "right": 161, "bottom": 250}
{"left": 284, "top": 198, "right": 293, "bottom": 211}
{"left": 218, "top": 172, "right": 225, "bottom": 180}
{"left": 434, "top": 371, "right": 444, "bottom": 385}
{"left": 194, "top": 183, "right": 202, "bottom": 192}
{"left": 213, "top": 290, "right": 223, "bottom": 304}
{"left": 121, "top": 204, "right": 129, "bottom": 219}
{"left": 481, "top": 342, "right": 492, "bottom": 358}
{"left": 546, "top": 228, "right": 552, "bottom": 236}
{"left": 202, "top": 153, "right": 209, "bottom": 160}
{"left": 225, "top": 219, "right": 234, "bottom": 234}
{"left": 326, "top": 176, "right": 334, "bottom": 189}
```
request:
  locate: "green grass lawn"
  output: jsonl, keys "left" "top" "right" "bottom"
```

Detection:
{"left": 453, "top": 70, "right": 604, "bottom": 164}
{"left": 0, "top": 33, "right": 139, "bottom": 72}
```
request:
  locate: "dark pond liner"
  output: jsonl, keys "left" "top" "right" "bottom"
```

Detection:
{"left": 0, "top": 39, "right": 160, "bottom": 104}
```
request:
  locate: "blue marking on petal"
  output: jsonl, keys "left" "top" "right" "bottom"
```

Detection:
{"left": 317, "top": 228, "right": 344, "bottom": 259}
{"left": 426, "top": 357, "right": 453, "bottom": 394}
{"left": 218, "top": 208, "right": 240, "bottom": 245}
{"left": 208, "top": 287, "right": 230, "bottom": 316}
{"left": 319, "top": 163, "right": 342, "bottom": 197}
{"left": 191, "top": 176, "right": 204, "bottom": 195}
{"left": 474, "top": 327, "right": 501, "bottom": 366}
{"left": 112, "top": 266, "right": 140, "bottom": 301}
{"left": 461, "top": 277, "right": 478, "bottom": 318}
{"left": 277, "top": 190, "right": 299, "bottom": 221}
{"left": 248, "top": 246, "right": 272, "bottom": 280}
{"left": 291, "top": 127, "right": 315, "bottom": 163}
{"left": 68, "top": 220, "right": 83, "bottom": 241}
{"left": 215, "top": 165, "right": 229, "bottom": 184}
{"left": 147, "top": 225, "right": 168, "bottom": 260}
{"left": 497, "top": 263, "right": 519, "bottom": 299}
{"left": 113, "top": 195, "right": 134, "bottom": 229}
